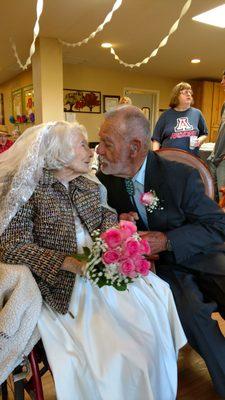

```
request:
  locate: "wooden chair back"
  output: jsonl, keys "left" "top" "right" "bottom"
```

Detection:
{"left": 157, "top": 148, "right": 214, "bottom": 200}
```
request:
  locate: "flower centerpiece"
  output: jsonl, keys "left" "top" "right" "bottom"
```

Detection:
{"left": 74, "top": 220, "right": 151, "bottom": 291}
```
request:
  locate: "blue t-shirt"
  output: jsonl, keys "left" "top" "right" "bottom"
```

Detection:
{"left": 152, "top": 107, "right": 208, "bottom": 155}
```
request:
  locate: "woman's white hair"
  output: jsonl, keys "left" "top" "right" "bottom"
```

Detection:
{"left": 44, "top": 121, "right": 88, "bottom": 170}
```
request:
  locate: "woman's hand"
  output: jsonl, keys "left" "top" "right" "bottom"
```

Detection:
{"left": 196, "top": 135, "right": 207, "bottom": 147}
{"left": 194, "top": 138, "right": 200, "bottom": 148}
{"left": 152, "top": 140, "right": 161, "bottom": 151}
{"left": 119, "top": 211, "right": 139, "bottom": 223}
{"left": 62, "top": 256, "right": 86, "bottom": 275}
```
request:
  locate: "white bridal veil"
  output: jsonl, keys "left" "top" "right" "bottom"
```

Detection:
{"left": 0, "top": 121, "right": 110, "bottom": 236}
{"left": 0, "top": 123, "right": 57, "bottom": 235}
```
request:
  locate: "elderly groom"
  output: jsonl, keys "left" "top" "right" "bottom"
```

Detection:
{"left": 97, "top": 105, "right": 225, "bottom": 397}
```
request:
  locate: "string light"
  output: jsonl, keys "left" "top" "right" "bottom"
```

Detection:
{"left": 59, "top": 0, "right": 123, "bottom": 47}
{"left": 11, "top": 0, "right": 44, "bottom": 70}
{"left": 108, "top": 0, "right": 192, "bottom": 68}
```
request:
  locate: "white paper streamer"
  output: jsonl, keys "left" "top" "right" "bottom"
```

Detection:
{"left": 109, "top": 0, "right": 192, "bottom": 68}
{"left": 11, "top": 0, "right": 44, "bottom": 70}
{"left": 59, "top": 0, "right": 123, "bottom": 47}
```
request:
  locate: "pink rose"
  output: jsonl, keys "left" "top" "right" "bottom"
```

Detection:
{"left": 124, "top": 238, "right": 140, "bottom": 256}
{"left": 135, "top": 258, "right": 151, "bottom": 276}
{"left": 140, "top": 192, "right": 154, "bottom": 206}
{"left": 139, "top": 239, "right": 151, "bottom": 255}
{"left": 101, "top": 228, "right": 122, "bottom": 248}
{"left": 119, "top": 260, "right": 136, "bottom": 278}
{"left": 119, "top": 220, "right": 137, "bottom": 239}
{"left": 102, "top": 250, "right": 120, "bottom": 264}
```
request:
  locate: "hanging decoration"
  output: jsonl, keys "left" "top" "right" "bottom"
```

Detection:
{"left": 59, "top": 0, "right": 123, "bottom": 47}
{"left": 11, "top": 0, "right": 44, "bottom": 70}
{"left": 10, "top": 0, "right": 191, "bottom": 73}
{"left": 108, "top": 0, "right": 192, "bottom": 68}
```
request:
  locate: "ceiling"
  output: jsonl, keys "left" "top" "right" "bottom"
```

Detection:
{"left": 1, "top": 0, "right": 225, "bottom": 85}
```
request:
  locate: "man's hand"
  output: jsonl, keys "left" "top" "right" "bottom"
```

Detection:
{"left": 119, "top": 211, "right": 139, "bottom": 223}
{"left": 139, "top": 231, "right": 167, "bottom": 254}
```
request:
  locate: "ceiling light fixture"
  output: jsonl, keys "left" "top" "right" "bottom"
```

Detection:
{"left": 192, "top": 4, "right": 225, "bottom": 28}
{"left": 101, "top": 43, "right": 112, "bottom": 48}
{"left": 191, "top": 59, "right": 201, "bottom": 64}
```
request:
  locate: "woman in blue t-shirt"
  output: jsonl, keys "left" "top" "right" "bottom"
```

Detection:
{"left": 152, "top": 82, "right": 208, "bottom": 156}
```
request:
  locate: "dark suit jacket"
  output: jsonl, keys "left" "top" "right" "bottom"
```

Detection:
{"left": 98, "top": 151, "right": 225, "bottom": 275}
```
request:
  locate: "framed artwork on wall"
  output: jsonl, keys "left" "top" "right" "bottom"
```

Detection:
{"left": 12, "top": 89, "right": 22, "bottom": 119}
{"left": 103, "top": 95, "right": 120, "bottom": 112}
{"left": 64, "top": 89, "right": 101, "bottom": 113}
{"left": 22, "top": 85, "right": 35, "bottom": 119}
{"left": 0, "top": 93, "right": 4, "bottom": 124}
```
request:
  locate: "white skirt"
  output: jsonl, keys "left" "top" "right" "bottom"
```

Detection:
{"left": 38, "top": 272, "right": 186, "bottom": 400}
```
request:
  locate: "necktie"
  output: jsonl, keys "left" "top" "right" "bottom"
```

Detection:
{"left": 124, "top": 179, "right": 135, "bottom": 196}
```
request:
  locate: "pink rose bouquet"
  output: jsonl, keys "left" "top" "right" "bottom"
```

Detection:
{"left": 80, "top": 220, "right": 151, "bottom": 291}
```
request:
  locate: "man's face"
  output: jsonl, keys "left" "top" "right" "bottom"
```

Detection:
{"left": 97, "top": 117, "right": 131, "bottom": 177}
{"left": 221, "top": 75, "right": 225, "bottom": 91}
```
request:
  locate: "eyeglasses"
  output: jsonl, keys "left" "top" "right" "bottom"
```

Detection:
{"left": 180, "top": 90, "right": 193, "bottom": 96}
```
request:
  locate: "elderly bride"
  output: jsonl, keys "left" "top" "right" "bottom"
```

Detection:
{"left": 0, "top": 121, "right": 186, "bottom": 400}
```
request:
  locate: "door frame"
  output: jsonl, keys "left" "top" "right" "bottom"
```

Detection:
{"left": 124, "top": 87, "right": 160, "bottom": 134}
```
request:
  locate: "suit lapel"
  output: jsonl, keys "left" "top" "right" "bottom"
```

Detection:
{"left": 144, "top": 152, "right": 168, "bottom": 231}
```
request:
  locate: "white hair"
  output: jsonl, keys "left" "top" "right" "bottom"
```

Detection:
{"left": 44, "top": 121, "right": 88, "bottom": 170}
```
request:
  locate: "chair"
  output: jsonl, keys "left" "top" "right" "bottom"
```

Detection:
{"left": 0, "top": 264, "right": 51, "bottom": 399}
{"left": 1, "top": 340, "right": 51, "bottom": 400}
{"left": 147, "top": 148, "right": 216, "bottom": 273}
{"left": 157, "top": 148, "right": 214, "bottom": 199}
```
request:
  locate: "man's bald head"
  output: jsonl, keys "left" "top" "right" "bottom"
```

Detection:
{"left": 98, "top": 105, "right": 151, "bottom": 178}
{"left": 104, "top": 105, "right": 151, "bottom": 150}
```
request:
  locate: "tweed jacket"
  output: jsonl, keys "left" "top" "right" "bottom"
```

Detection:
{"left": 0, "top": 170, "right": 117, "bottom": 314}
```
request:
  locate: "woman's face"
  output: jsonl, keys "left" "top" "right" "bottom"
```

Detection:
{"left": 178, "top": 88, "right": 193, "bottom": 108}
{"left": 68, "top": 132, "right": 93, "bottom": 174}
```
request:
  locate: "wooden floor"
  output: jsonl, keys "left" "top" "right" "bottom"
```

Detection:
{"left": 2, "top": 314, "right": 225, "bottom": 400}
{"left": 177, "top": 314, "right": 225, "bottom": 400}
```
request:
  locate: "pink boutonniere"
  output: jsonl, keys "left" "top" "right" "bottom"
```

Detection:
{"left": 140, "top": 190, "right": 164, "bottom": 213}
